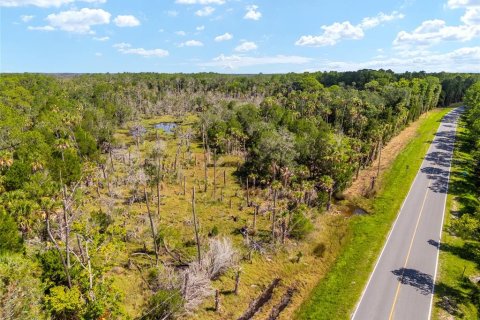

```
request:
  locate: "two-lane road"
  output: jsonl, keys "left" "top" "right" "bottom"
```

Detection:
{"left": 352, "top": 108, "right": 463, "bottom": 320}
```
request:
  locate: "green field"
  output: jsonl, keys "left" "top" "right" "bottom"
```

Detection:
{"left": 295, "top": 108, "right": 453, "bottom": 319}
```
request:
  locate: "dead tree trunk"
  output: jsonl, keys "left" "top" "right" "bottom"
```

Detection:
{"left": 61, "top": 183, "right": 71, "bottom": 271}
{"left": 267, "top": 287, "right": 297, "bottom": 320}
{"left": 46, "top": 212, "right": 72, "bottom": 288}
{"left": 156, "top": 158, "right": 161, "bottom": 220}
{"left": 237, "top": 278, "right": 281, "bottom": 320}
{"left": 376, "top": 137, "right": 383, "bottom": 183}
{"left": 215, "top": 289, "right": 220, "bottom": 312}
{"left": 246, "top": 177, "right": 250, "bottom": 207}
{"left": 271, "top": 189, "right": 277, "bottom": 242}
{"left": 253, "top": 205, "right": 258, "bottom": 233}
{"left": 234, "top": 269, "right": 241, "bottom": 295}
{"left": 183, "top": 175, "right": 186, "bottom": 196}
{"left": 144, "top": 186, "right": 159, "bottom": 265}
{"left": 204, "top": 151, "right": 208, "bottom": 193}
{"left": 192, "top": 187, "right": 201, "bottom": 263}
{"left": 213, "top": 150, "right": 217, "bottom": 200}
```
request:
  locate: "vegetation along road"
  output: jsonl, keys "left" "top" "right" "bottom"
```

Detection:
{"left": 352, "top": 108, "right": 463, "bottom": 319}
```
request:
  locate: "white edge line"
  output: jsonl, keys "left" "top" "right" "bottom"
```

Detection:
{"left": 427, "top": 107, "right": 461, "bottom": 320}
{"left": 351, "top": 112, "right": 442, "bottom": 319}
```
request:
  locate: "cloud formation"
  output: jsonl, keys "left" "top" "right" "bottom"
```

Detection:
{"left": 175, "top": 0, "right": 224, "bottom": 4}
{"left": 180, "top": 40, "right": 204, "bottom": 47}
{"left": 296, "top": 11, "right": 404, "bottom": 47}
{"left": 394, "top": 19, "right": 480, "bottom": 47}
{"left": 195, "top": 6, "right": 214, "bottom": 16}
{"left": 214, "top": 32, "right": 232, "bottom": 41}
{"left": 394, "top": 3, "right": 480, "bottom": 48}
{"left": 200, "top": 54, "right": 312, "bottom": 69}
{"left": 38, "top": 8, "right": 111, "bottom": 34}
{"left": 114, "top": 15, "right": 140, "bottom": 27}
{"left": 235, "top": 41, "right": 257, "bottom": 52}
{"left": 0, "top": 0, "right": 105, "bottom": 7}
{"left": 114, "top": 42, "right": 169, "bottom": 57}
{"left": 20, "top": 14, "right": 34, "bottom": 22}
{"left": 244, "top": 5, "right": 261, "bottom": 20}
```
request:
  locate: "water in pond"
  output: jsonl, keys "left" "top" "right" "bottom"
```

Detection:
{"left": 154, "top": 122, "right": 177, "bottom": 133}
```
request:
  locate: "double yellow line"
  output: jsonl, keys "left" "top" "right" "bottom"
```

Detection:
{"left": 388, "top": 181, "right": 431, "bottom": 320}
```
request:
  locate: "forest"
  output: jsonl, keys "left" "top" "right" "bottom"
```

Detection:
{"left": 0, "top": 70, "right": 478, "bottom": 319}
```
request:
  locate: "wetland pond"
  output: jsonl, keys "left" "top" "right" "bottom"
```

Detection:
{"left": 154, "top": 122, "right": 177, "bottom": 133}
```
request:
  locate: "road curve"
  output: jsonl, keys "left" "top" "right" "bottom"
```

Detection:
{"left": 351, "top": 108, "right": 463, "bottom": 320}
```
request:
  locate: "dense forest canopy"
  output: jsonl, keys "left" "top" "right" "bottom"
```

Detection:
{"left": 0, "top": 70, "right": 477, "bottom": 319}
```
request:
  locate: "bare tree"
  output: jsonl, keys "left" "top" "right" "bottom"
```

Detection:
{"left": 192, "top": 187, "right": 201, "bottom": 263}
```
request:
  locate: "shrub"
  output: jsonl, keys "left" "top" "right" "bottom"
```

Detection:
{"left": 90, "top": 210, "right": 113, "bottom": 234}
{"left": 142, "top": 289, "right": 184, "bottom": 320}
{"left": 183, "top": 263, "right": 214, "bottom": 312}
{"left": 313, "top": 243, "right": 327, "bottom": 258}
{"left": 183, "top": 237, "right": 237, "bottom": 311}
{"left": 0, "top": 254, "right": 44, "bottom": 319}
{"left": 74, "top": 127, "right": 98, "bottom": 159}
{"left": 37, "top": 250, "right": 71, "bottom": 288}
{"left": 4, "top": 161, "right": 30, "bottom": 191}
{"left": 202, "top": 237, "right": 237, "bottom": 280}
{"left": 45, "top": 285, "right": 84, "bottom": 320}
{"left": 289, "top": 207, "right": 314, "bottom": 240}
{"left": 208, "top": 225, "right": 219, "bottom": 237}
{"left": 0, "top": 210, "right": 23, "bottom": 254}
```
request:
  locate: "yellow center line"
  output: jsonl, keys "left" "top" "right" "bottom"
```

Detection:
{"left": 388, "top": 181, "right": 431, "bottom": 320}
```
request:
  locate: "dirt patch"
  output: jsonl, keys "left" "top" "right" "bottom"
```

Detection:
{"left": 344, "top": 114, "right": 428, "bottom": 199}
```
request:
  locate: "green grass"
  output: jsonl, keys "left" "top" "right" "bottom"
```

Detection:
{"left": 295, "top": 108, "right": 453, "bottom": 320}
{"left": 433, "top": 115, "right": 479, "bottom": 320}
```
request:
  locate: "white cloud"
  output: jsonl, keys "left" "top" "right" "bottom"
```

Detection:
{"left": 215, "top": 32, "right": 232, "bottom": 41}
{"left": 93, "top": 35, "right": 109, "bottom": 41}
{"left": 95, "top": 52, "right": 102, "bottom": 56}
{"left": 175, "top": 0, "right": 224, "bottom": 4}
{"left": 195, "top": 6, "right": 214, "bottom": 16}
{"left": 235, "top": 41, "right": 257, "bottom": 52}
{"left": 114, "top": 42, "right": 169, "bottom": 57}
{"left": 175, "top": 30, "right": 186, "bottom": 36}
{"left": 462, "top": 7, "right": 480, "bottom": 25}
{"left": 244, "top": 4, "right": 261, "bottom": 20}
{"left": 395, "top": 0, "right": 480, "bottom": 48}
{"left": 393, "top": 19, "right": 480, "bottom": 47}
{"left": 0, "top": 0, "right": 105, "bottom": 7}
{"left": 34, "top": 8, "right": 111, "bottom": 34}
{"left": 317, "top": 46, "right": 480, "bottom": 72}
{"left": 27, "top": 25, "right": 55, "bottom": 31}
{"left": 296, "top": 21, "right": 363, "bottom": 46}
{"left": 20, "top": 14, "right": 34, "bottom": 22}
{"left": 200, "top": 54, "right": 312, "bottom": 69}
{"left": 196, "top": 25, "right": 205, "bottom": 31}
{"left": 114, "top": 15, "right": 140, "bottom": 27}
{"left": 167, "top": 10, "right": 179, "bottom": 17}
{"left": 296, "top": 11, "right": 403, "bottom": 47}
{"left": 180, "top": 40, "right": 204, "bottom": 47}
{"left": 447, "top": 0, "right": 480, "bottom": 8}
{"left": 359, "top": 11, "right": 404, "bottom": 29}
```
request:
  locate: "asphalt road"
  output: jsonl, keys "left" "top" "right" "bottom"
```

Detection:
{"left": 351, "top": 108, "right": 463, "bottom": 320}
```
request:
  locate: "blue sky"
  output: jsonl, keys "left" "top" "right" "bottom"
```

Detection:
{"left": 1, "top": 0, "right": 479, "bottom": 73}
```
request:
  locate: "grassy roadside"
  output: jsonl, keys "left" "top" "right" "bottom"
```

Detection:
{"left": 433, "top": 115, "right": 479, "bottom": 320}
{"left": 295, "top": 107, "right": 453, "bottom": 319}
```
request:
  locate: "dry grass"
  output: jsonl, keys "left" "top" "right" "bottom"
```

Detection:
{"left": 80, "top": 114, "right": 350, "bottom": 319}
